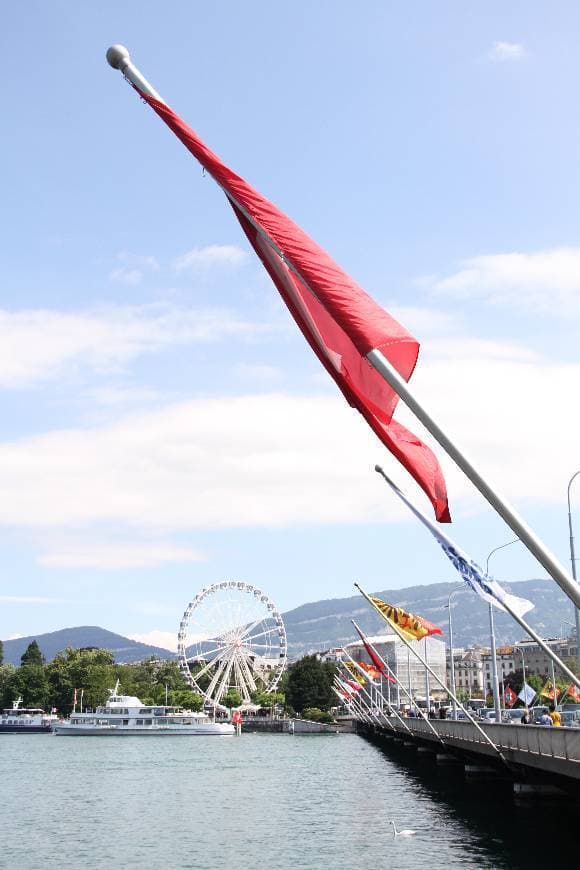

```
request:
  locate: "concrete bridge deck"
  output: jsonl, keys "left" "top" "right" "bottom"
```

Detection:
{"left": 358, "top": 717, "right": 580, "bottom": 794}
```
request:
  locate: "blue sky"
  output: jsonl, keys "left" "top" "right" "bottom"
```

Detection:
{"left": 2, "top": 2, "right": 580, "bottom": 649}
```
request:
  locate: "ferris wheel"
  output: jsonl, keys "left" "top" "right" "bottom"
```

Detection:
{"left": 177, "top": 581, "right": 287, "bottom": 707}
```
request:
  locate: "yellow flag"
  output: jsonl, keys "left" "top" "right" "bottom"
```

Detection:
{"left": 344, "top": 661, "right": 366, "bottom": 684}
{"left": 370, "top": 596, "right": 442, "bottom": 642}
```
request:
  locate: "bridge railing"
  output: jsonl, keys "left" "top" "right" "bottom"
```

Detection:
{"left": 392, "top": 717, "right": 580, "bottom": 762}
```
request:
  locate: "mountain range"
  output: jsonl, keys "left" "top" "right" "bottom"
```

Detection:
{"left": 1, "top": 578, "right": 574, "bottom": 665}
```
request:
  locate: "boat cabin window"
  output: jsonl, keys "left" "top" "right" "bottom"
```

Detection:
{"left": 144, "top": 719, "right": 152, "bottom": 725}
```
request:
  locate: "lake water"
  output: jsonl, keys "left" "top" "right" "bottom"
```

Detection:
{"left": 0, "top": 731, "right": 577, "bottom": 869}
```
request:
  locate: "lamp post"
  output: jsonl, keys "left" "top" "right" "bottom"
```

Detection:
{"left": 566, "top": 471, "right": 580, "bottom": 672}
{"left": 446, "top": 586, "right": 466, "bottom": 720}
{"left": 514, "top": 645, "right": 527, "bottom": 705}
{"left": 486, "top": 539, "right": 521, "bottom": 723}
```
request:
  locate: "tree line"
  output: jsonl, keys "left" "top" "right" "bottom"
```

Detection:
{"left": 0, "top": 642, "right": 337, "bottom": 718}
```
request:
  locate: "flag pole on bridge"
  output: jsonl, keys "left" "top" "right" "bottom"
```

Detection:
{"left": 340, "top": 651, "right": 414, "bottom": 737}
{"left": 346, "top": 629, "right": 445, "bottom": 745}
{"left": 355, "top": 583, "right": 506, "bottom": 764}
{"left": 106, "top": 44, "right": 580, "bottom": 611}
{"left": 374, "top": 466, "right": 580, "bottom": 691}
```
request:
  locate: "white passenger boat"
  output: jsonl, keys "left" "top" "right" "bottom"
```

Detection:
{"left": 0, "top": 697, "right": 59, "bottom": 733}
{"left": 54, "top": 683, "right": 235, "bottom": 736}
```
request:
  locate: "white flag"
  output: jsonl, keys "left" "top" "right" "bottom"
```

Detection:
{"left": 518, "top": 683, "right": 536, "bottom": 705}
{"left": 376, "top": 467, "right": 534, "bottom": 619}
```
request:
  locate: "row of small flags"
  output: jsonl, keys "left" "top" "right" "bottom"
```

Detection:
{"left": 504, "top": 682, "right": 580, "bottom": 708}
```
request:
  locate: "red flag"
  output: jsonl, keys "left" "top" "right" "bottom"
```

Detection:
{"left": 352, "top": 623, "right": 396, "bottom": 683}
{"left": 504, "top": 686, "right": 517, "bottom": 708}
{"left": 344, "top": 678, "right": 363, "bottom": 692}
{"left": 565, "top": 683, "right": 580, "bottom": 702}
{"left": 135, "top": 91, "right": 450, "bottom": 523}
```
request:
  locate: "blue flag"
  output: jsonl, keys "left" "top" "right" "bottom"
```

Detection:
{"left": 376, "top": 467, "right": 534, "bottom": 619}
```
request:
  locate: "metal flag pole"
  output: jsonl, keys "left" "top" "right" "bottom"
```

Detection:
{"left": 338, "top": 663, "right": 390, "bottom": 729}
{"left": 341, "top": 653, "right": 408, "bottom": 734}
{"left": 105, "top": 46, "right": 580, "bottom": 613}
{"left": 333, "top": 683, "right": 360, "bottom": 722}
{"left": 339, "top": 669, "right": 395, "bottom": 733}
{"left": 566, "top": 471, "right": 580, "bottom": 671}
{"left": 334, "top": 678, "right": 374, "bottom": 725}
{"left": 367, "top": 350, "right": 580, "bottom": 610}
{"left": 447, "top": 586, "right": 464, "bottom": 721}
{"left": 350, "top": 622, "right": 444, "bottom": 745}
{"left": 550, "top": 659, "right": 558, "bottom": 710}
{"left": 375, "top": 466, "right": 580, "bottom": 691}
{"left": 355, "top": 583, "right": 506, "bottom": 763}
{"left": 494, "top": 592, "right": 579, "bottom": 690}
{"left": 424, "top": 636, "right": 430, "bottom": 713}
{"left": 488, "top": 603, "right": 503, "bottom": 723}
{"left": 333, "top": 687, "right": 358, "bottom": 721}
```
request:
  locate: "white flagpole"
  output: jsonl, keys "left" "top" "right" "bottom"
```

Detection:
{"left": 356, "top": 583, "right": 506, "bottom": 763}
{"left": 375, "top": 466, "right": 580, "bottom": 690}
{"left": 367, "top": 351, "right": 580, "bottom": 610}
{"left": 340, "top": 654, "right": 408, "bottom": 734}
{"left": 337, "top": 666, "right": 390, "bottom": 729}
{"left": 105, "top": 45, "right": 580, "bottom": 613}
{"left": 339, "top": 669, "right": 395, "bottom": 732}
{"left": 351, "top": 621, "right": 445, "bottom": 745}
{"left": 334, "top": 679, "right": 373, "bottom": 725}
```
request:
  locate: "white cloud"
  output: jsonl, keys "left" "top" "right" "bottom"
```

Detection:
{"left": 38, "top": 542, "right": 206, "bottom": 570}
{"left": 389, "top": 306, "right": 462, "bottom": 338}
{"left": 0, "top": 334, "right": 579, "bottom": 538}
{"left": 233, "top": 363, "right": 282, "bottom": 383}
{"left": 0, "top": 304, "right": 267, "bottom": 388}
{"left": 109, "top": 267, "right": 143, "bottom": 286}
{"left": 433, "top": 247, "right": 580, "bottom": 316}
{"left": 109, "top": 253, "right": 160, "bottom": 286}
{"left": 128, "top": 630, "right": 178, "bottom": 652}
{"left": 90, "top": 387, "right": 164, "bottom": 407}
{"left": 0, "top": 597, "right": 63, "bottom": 605}
{"left": 489, "top": 41, "right": 525, "bottom": 61}
{"left": 174, "top": 244, "right": 249, "bottom": 273}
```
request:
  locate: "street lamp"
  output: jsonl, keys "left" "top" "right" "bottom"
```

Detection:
{"left": 566, "top": 471, "right": 580, "bottom": 671}
{"left": 446, "top": 585, "right": 466, "bottom": 720}
{"left": 514, "top": 645, "right": 528, "bottom": 706}
{"left": 486, "top": 539, "right": 521, "bottom": 723}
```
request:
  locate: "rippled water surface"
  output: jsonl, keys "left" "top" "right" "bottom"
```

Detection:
{"left": 0, "top": 732, "right": 577, "bottom": 869}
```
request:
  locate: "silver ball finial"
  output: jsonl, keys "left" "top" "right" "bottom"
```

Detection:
{"left": 106, "top": 44, "right": 131, "bottom": 70}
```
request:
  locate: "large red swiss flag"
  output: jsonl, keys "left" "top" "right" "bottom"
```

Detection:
{"left": 137, "top": 91, "right": 450, "bottom": 522}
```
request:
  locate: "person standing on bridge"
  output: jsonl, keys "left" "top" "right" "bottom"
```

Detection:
{"left": 539, "top": 711, "right": 553, "bottom": 726}
{"left": 549, "top": 705, "right": 561, "bottom": 727}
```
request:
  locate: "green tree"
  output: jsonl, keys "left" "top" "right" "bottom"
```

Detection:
{"left": 171, "top": 689, "right": 203, "bottom": 711}
{"left": 0, "top": 664, "right": 17, "bottom": 707}
{"left": 13, "top": 664, "right": 50, "bottom": 708}
{"left": 21, "top": 640, "right": 44, "bottom": 666}
{"left": 46, "top": 647, "right": 116, "bottom": 713}
{"left": 302, "top": 707, "right": 334, "bottom": 723}
{"left": 0, "top": 638, "right": 4, "bottom": 666}
{"left": 223, "top": 689, "right": 242, "bottom": 709}
{"left": 286, "top": 655, "right": 335, "bottom": 714}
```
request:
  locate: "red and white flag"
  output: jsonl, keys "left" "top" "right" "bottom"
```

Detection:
{"left": 504, "top": 686, "right": 517, "bottom": 708}
{"left": 134, "top": 91, "right": 450, "bottom": 522}
{"left": 352, "top": 621, "right": 396, "bottom": 683}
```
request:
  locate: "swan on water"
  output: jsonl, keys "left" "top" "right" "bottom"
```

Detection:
{"left": 391, "top": 820, "right": 416, "bottom": 838}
